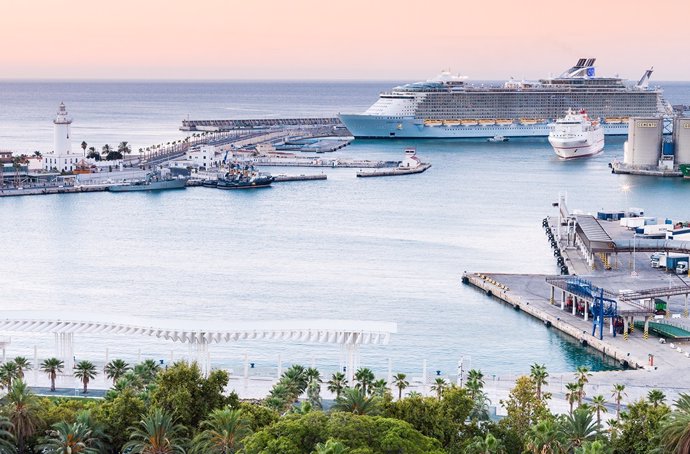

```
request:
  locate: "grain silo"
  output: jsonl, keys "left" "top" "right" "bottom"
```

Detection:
{"left": 673, "top": 117, "right": 690, "bottom": 165}
{"left": 623, "top": 118, "right": 662, "bottom": 166}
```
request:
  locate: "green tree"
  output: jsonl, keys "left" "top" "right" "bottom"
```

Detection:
{"left": 81, "top": 141, "right": 88, "bottom": 155}
{"left": 529, "top": 363, "right": 549, "bottom": 401}
{"left": 12, "top": 358, "right": 30, "bottom": 380}
{"left": 465, "top": 432, "right": 505, "bottom": 454}
{"left": 73, "top": 360, "right": 97, "bottom": 394}
{"left": 524, "top": 418, "right": 565, "bottom": 454}
{"left": 370, "top": 379, "right": 388, "bottom": 398}
{"left": 499, "top": 375, "right": 551, "bottom": 448}
{"left": 575, "top": 439, "right": 609, "bottom": 454}
{"left": 575, "top": 366, "right": 591, "bottom": 406}
{"left": 306, "top": 377, "right": 322, "bottom": 410}
{"left": 38, "top": 420, "right": 99, "bottom": 454}
{"left": 431, "top": 378, "right": 447, "bottom": 400}
{"left": 150, "top": 361, "right": 231, "bottom": 429}
{"left": 565, "top": 382, "right": 580, "bottom": 415}
{"left": 466, "top": 369, "right": 485, "bottom": 400}
{"left": 118, "top": 141, "right": 132, "bottom": 156}
{"left": 0, "top": 362, "right": 19, "bottom": 390}
{"left": 86, "top": 147, "right": 100, "bottom": 161}
{"left": 559, "top": 407, "right": 601, "bottom": 451}
{"left": 590, "top": 395, "right": 607, "bottom": 427}
{"left": 326, "top": 372, "right": 347, "bottom": 399}
{"left": 104, "top": 359, "right": 130, "bottom": 384}
{"left": 611, "top": 384, "right": 627, "bottom": 421}
{"left": 133, "top": 359, "right": 160, "bottom": 384}
{"left": 332, "top": 387, "right": 379, "bottom": 415}
{"left": 354, "top": 367, "right": 375, "bottom": 396}
{"left": 648, "top": 389, "right": 666, "bottom": 408}
{"left": 6, "top": 380, "right": 39, "bottom": 454}
{"left": 0, "top": 416, "right": 16, "bottom": 454}
{"left": 96, "top": 388, "right": 146, "bottom": 452}
{"left": 123, "top": 408, "right": 187, "bottom": 454}
{"left": 312, "top": 439, "right": 348, "bottom": 454}
{"left": 392, "top": 373, "right": 409, "bottom": 400}
{"left": 190, "top": 407, "right": 250, "bottom": 454}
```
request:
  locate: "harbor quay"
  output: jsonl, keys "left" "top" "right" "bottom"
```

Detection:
{"left": 462, "top": 196, "right": 690, "bottom": 413}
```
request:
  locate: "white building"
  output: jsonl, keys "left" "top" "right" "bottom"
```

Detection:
{"left": 43, "top": 102, "right": 84, "bottom": 172}
{"left": 185, "top": 145, "right": 223, "bottom": 169}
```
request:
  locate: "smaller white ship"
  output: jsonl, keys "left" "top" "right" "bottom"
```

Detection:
{"left": 356, "top": 147, "right": 431, "bottom": 177}
{"left": 548, "top": 109, "right": 604, "bottom": 159}
{"left": 487, "top": 135, "right": 509, "bottom": 143}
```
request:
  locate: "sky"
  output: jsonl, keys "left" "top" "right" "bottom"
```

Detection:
{"left": 1, "top": 0, "right": 689, "bottom": 81}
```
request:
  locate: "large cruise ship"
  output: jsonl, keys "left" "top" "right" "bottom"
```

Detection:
{"left": 339, "top": 58, "right": 672, "bottom": 139}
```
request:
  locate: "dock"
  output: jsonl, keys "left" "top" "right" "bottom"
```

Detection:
{"left": 249, "top": 156, "right": 399, "bottom": 168}
{"left": 273, "top": 174, "right": 327, "bottom": 182}
{"left": 610, "top": 161, "right": 682, "bottom": 177}
{"left": 462, "top": 195, "right": 690, "bottom": 375}
{"left": 180, "top": 117, "right": 344, "bottom": 132}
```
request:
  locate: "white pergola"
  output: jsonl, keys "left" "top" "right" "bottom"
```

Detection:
{"left": 0, "top": 311, "right": 397, "bottom": 379}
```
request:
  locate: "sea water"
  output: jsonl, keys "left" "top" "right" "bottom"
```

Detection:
{"left": 0, "top": 80, "right": 689, "bottom": 378}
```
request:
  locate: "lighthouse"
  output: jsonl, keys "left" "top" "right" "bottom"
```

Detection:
{"left": 45, "top": 102, "right": 81, "bottom": 172}
{"left": 53, "top": 102, "right": 72, "bottom": 155}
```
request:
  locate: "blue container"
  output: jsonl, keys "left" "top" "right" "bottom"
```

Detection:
{"left": 635, "top": 227, "right": 645, "bottom": 234}
{"left": 663, "top": 141, "right": 675, "bottom": 156}
{"left": 666, "top": 219, "right": 673, "bottom": 225}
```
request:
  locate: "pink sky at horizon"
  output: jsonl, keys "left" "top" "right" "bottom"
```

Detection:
{"left": 2, "top": 0, "right": 690, "bottom": 81}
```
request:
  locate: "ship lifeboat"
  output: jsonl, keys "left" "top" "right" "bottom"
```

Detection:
{"left": 620, "top": 117, "right": 629, "bottom": 124}
{"left": 443, "top": 119, "right": 461, "bottom": 127}
{"left": 605, "top": 117, "right": 622, "bottom": 124}
{"left": 479, "top": 119, "right": 496, "bottom": 126}
{"left": 424, "top": 119, "right": 443, "bottom": 127}
{"left": 496, "top": 119, "right": 514, "bottom": 125}
{"left": 461, "top": 119, "right": 479, "bottom": 126}
{"left": 519, "top": 118, "right": 538, "bottom": 125}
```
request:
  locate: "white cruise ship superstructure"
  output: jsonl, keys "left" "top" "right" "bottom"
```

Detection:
{"left": 339, "top": 58, "right": 672, "bottom": 139}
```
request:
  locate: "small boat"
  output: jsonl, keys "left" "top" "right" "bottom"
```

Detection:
{"left": 424, "top": 119, "right": 443, "bottom": 127}
{"left": 496, "top": 119, "right": 514, "bottom": 125}
{"left": 680, "top": 164, "right": 690, "bottom": 179}
{"left": 443, "top": 120, "right": 461, "bottom": 127}
{"left": 461, "top": 119, "right": 479, "bottom": 126}
{"left": 108, "top": 170, "right": 187, "bottom": 192}
{"left": 357, "top": 147, "right": 431, "bottom": 177}
{"left": 487, "top": 135, "right": 509, "bottom": 143}
{"left": 479, "top": 119, "right": 496, "bottom": 126}
{"left": 605, "top": 117, "right": 622, "bottom": 124}
{"left": 520, "top": 118, "right": 539, "bottom": 125}
{"left": 548, "top": 109, "right": 604, "bottom": 159}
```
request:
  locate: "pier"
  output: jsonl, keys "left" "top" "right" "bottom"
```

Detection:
{"left": 180, "top": 117, "right": 344, "bottom": 132}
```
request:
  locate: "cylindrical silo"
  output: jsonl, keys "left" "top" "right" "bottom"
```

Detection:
{"left": 673, "top": 117, "right": 690, "bottom": 165}
{"left": 624, "top": 118, "right": 662, "bottom": 166}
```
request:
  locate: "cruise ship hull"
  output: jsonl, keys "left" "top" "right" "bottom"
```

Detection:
{"left": 339, "top": 114, "right": 630, "bottom": 139}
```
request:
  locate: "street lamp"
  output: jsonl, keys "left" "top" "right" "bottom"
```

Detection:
{"left": 631, "top": 233, "right": 638, "bottom": 278}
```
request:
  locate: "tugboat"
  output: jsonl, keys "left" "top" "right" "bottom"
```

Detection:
{"left": 108, "top": 169, "right": 187, "bottom": 192}
{"left": 216, "top": 164, "right": 274, "bottom": 189}
{"left": 548, "top": 109, "right": 604, "bottom": 159}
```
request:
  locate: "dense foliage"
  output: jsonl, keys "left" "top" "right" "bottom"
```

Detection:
{"left": 0, "top": 359, "right": 683, "bottom": 453}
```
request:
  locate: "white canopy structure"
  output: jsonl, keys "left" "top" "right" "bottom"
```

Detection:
{"left": 0, "top": 311, "right": 397, "bottom": 379}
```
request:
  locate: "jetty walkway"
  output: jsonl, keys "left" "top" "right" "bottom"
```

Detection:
{"left": 180, "top": 117, "right": 343, "bottom": 132}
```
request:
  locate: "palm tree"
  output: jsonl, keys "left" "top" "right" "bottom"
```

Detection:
{"left": 118, "top": 141, "right": 132, "bottom": 156}
{"left": 133, "top": 359, "right": 160, "bottom": 384}
{"left": 6, "top": 380, "right": 39, "bottom": 454}
{"left": 354, "top": 367, "right": 375, "bottom": 395}
{"left": 371, "top": 379, "right": 388, "bottom": 398}
{"left": 466, "top": 432, "right": 505, "bottom": 454}
{"left": 101, "top": 144, "right": 111, "bottom": 157}
{"left": 392, "top": 373, "right": 409, "bottom": 400}
{"left": 431, "top": 378, "right": 448, "bottom": 400}
{"left": 12, "top": 357, "right": 30, "bottom": 380}
{"left": 33, "top": 151, "right": 42, "bottom": 158}
{"left": 305, "top": 367, "right": 321, "bottom": 383}
{"left": 565, "top": 382, "right": 580, "bottom": 415}
{"left": 123, "top": 408, "right": 187, "bottom": 454}
{"left": 407, "top": 391, "right": 422, "bottom": 398}
{"left": 611, "top": 384, "right": 627, "bottom": 420}
{"left": 559, "top": 407, "right": 600, "bottom": 451}
{"left": 529, "top": 363, "right": 549, "bottom": 401}
{"left": 73, "top": 360, "right": 97, "bottom": 394}
{"left": 327, "top": 372, "right": 347, "bottom": 399}
{"left": 0, "top": 362, "right": 19, "bottom": 390}
{"left": 590, "top": 395, "right": 607, "bottom": 427}
{"left": 313, "top": 439, "right": 348, "bottom": 454}
{"left": 466, "top": 369, "right": 485, "bottom": 400}
{"left": 0, "top": 416, "right": 16, "bottom": 454}
{"left": 306, "top": 377, "right": 322, "bottom": 409}
{"left": 524, "top": 419, "right": 565, "bottom": 454}
{"left": 659, "top": 393, "right": 690, "bottom": 453}
{"left": 332, "top": 387, "right": 378, "bottom": 415}
{"left": 86, "top": 147, "right": 100, "bottom": 161}
{"left": 41, "top": 358, "right": 64, "bottom": 392}
{"left": 575, "top": 366, "right": 591, "bottom": 405}
{"left": 190, "top": 407, "right": 250, "bottom": 454}
{"left": 39, "top": 420, "right": 99, "bottom": 454}
{"left": 81, "top": 141, "right": 88, "bottom": 156}
{"left": 104, "top": 359, "right": 130, "bottom": 384}
{"left": 648, "top": 389, "right": 666, "bottom": 407}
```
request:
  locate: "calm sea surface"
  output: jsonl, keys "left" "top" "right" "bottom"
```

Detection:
{"left": 1, "top": 80, "right": 689, "bottom": 378}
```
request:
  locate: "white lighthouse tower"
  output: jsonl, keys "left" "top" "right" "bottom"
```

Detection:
{"left": 53, "top": 102, "right": 72, "bottom": 155}
{"left": 45, "top": 102, "right": 80, "bottom": 172}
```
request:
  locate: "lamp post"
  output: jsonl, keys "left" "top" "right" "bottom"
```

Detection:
{"left": 631, "top": 233, "right": 638, "bottom": 278}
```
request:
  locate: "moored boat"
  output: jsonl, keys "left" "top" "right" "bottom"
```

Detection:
{"left": 487, "top": 135, "right": 509, "bottom": 143}
{"left": 356, "top": 147, "right": 431, "bottom": 177}
{"left": 108, "top": 170, "right": 188, "bottom": 192}
{"left": 216, "top": 164, "right": 274, "bottom": 189}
